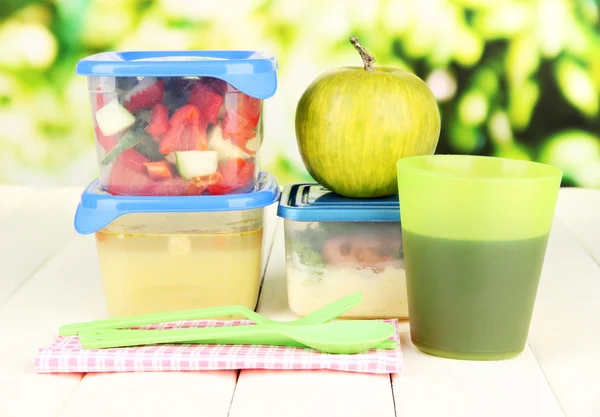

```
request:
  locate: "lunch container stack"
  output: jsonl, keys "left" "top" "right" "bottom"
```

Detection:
{"left": 74, "top": 51, "right": 279, "bottom": 317}
{"left": 277, "top": 184, "right": 407, "bottom": 319}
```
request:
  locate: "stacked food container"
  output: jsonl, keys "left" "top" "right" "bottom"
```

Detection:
{"left": 277, "top": 184, "right": 407, "bottom": 319}
{"left": 74, "top": 51, "right": 279, "bottom": 317}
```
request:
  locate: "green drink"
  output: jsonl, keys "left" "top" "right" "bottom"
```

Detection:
{"left": 396, "top": 155, "right": 562, "bottom": 360}
{"left": 403, "top": 231, "right": 549, "bottom": 360}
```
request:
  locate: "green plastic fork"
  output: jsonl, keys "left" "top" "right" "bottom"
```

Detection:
{"left": 60, "top": 292, "right": 362, "bottom": 336}
{"left": 60, "top": 293, "right": 398, "bottom": 350}
{"left": 79, "top": 321, "right": 397, "bottom": 354}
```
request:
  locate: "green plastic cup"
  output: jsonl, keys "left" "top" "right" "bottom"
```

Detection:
{"left": 396, "top": 154, "right": 562, "bottom": 360}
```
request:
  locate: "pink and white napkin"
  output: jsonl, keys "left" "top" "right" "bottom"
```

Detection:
{"left": 35, "top": 319, "right": 403, "bottom": 375}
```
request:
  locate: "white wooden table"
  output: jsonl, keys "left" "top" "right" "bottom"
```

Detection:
{"left": 0, "top": 185, "right": 599, "bottom": 417}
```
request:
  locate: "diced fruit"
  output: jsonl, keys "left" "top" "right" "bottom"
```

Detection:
{"left": 245, "top": 136, "right": 259, "bottom": 154}
{"left": 144, "top": 160, "right": 174, "bottom": 180}
{"left": 159, "top": 104, "right": 208, "bottom": 154}
{"left": 95, "top": 98, "right": 136, "bottom": 136}
{"left": 106, "top": 156, "right": 154, "bottom": 195}
{"left": 101, "top": 120, "right": 147, "bottom": 165}
{"left": 146, "top": 104, "right": 169, "bottom": 137}
{"left": 207, "top": 158, "right": 255, "bottom": 194}
{"left": 237, "top": 93, "right": 261, "bottom": 126}
{"left": 116, "top": 77, "right": 139, "bottom": 92}
{"left": 204, "top": 78, "right": 229, "bottom": 95}
{"left": 207, "top": 125, "right": 252, "bottom": 160}
{"left": 165, "top": 77, "right": 200, "bottom": 97}
{"left": 224, "top": 92, "right": 261, "bottom": 127}
{"left": 96, "top": 127, "right": 149, "bottom": 174}
{"left": 95, "top": 88, "right": 106, "bottom": 110}
{"left": 188, "top": 83, "right": 225, "bottom": 125}
{"left": 174, "top": 150, "right": 218, "bottom": 179}
{"left": 136, "top": 109, "right": 152, "bottom": 124}
{"left": 217, "top": 102, "right": 226, "bottom": 119}
{"left": 185, "top": 172, "right": 223, "bottom": 195}
{"left": 119, "top": 148, "right": 150, "bottom": 174}
{"left": 133, "top": 135, "right": 163, "bottom": 161}
{"left": 137, "top": 178, "right": 190, "bottom": 196}
{"left": 221, "top": 111, "right": 256, "bottom": 143}
{"left": 107, "top": 158, "right": 188, "bottom": 196}
{"left": 123, "top": 78, "right": 165, "bottom": 113}
{"left": 95, "top": 126, "right": 118, "bottom": 152}
{"left": 163, "top": 90, "right": 189, "bottom": 115}
{"left": 95, "top": 86, "right": 118, "bottom": 112}
{"left": 165, "top": 152, "right": 177, "bottom": 164}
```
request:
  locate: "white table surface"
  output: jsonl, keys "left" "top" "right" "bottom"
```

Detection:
{"left": 0, "top": 185, "right": 599, "bottom": 417}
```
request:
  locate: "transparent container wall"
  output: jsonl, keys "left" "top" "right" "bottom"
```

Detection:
{"left": 283, "top": 218, "right": 409, "bottom": 319}
{"left": 95, "top": 209, "right": 265, "bottom": 317}
{"left": 88, "top": 75, "right": 263, "bottom": 196}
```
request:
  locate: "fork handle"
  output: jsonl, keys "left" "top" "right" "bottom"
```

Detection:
{"left": 79, "top": 326, "right": 279, "bottom": 349}
{"left": 79, "top": 327, "right": 399, "bottom": 351}
{"left": 59, "top": 305, "right": 256, "bottom": 336}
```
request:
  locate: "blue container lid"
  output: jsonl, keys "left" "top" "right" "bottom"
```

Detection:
{"left": 277, "top": 183, "right": 400, "bottom": 222}
{"left": 75, "top": 172, "right": 280, "bottom": 235}
{"left": 75, "top": 50, "right": 278, "bottom": 99}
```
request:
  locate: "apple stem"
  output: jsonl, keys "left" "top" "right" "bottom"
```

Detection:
{"left": 350, "top": 36, "right": 375, "bottom": 72}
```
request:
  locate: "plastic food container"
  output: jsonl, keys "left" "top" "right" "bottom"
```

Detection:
{"left": 75, "top": 51, "right": 278, "bottom": 197}
{"left": 277, "top": 184, "right": 407, "bottom": 319}
{"left": 74, "top": 172, "right": 279, "bottom": 318}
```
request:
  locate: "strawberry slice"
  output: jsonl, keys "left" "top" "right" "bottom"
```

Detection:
{"left": 145, "top": 104, "right": 169, "bottom": 138}
{"left": 144, "top": 160, "right": 174, "bottom": 181}
{"left": 188, "top": 83, "right": 225, "bottom": 125}
{"left": 95, "top": 126, "right": 148, "bottom": 174}
{"left": 221, "top": 111, "right": 256, "bottom": 143}
{"left": 207, "top": 158, "right": 255, "bottom": 195}
{"left": 185, "top": 172, "right": 223, "bottom": 195}
{"left": 106, "top": 156, "right": 154, "bottom": 195}
{"left": 123, "top": 78, "right": 165, "bottom": 114}
{"left": 107, "top": 158, "right": 189, "bottom": 196}
{"left": 119, "top": 149, "right": 149, "bottom": 174}
{"left": 159, "top": 104, "right": 208, "bottom": 154}
{"left": 237, "top": 93, "right": 261, "bottom": 127}
{"left": 138, "top": 178, "right": 190, "bottom": 196}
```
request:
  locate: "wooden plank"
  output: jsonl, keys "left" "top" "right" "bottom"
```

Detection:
{"left": 56, "top": 203, "right": 281, "bottom": 417}
{"left": 57, "top": 372, "right": 237, "bottom": 417}
{"left": 0, "top": 187, "right": 82, "bottom": 309}
{"left": 528, "top": 219, "right": 600, "bottom": 417}
{"left": 392, "top": 335, "right": 564, "bottom": 417}
{"left": 229, "top": 369, "right": 396, "bottom": 417}
{"left": 0, "top": 185, "right": 35, "bottom": 217}
{"left": 556, "top": 188, "right": 600, "bottom": 264}
{"left": 0, "top": 236, "right": 99, "bottom": 417}
{"left": 229, "top": 220, "right": 397, "bottom": 417}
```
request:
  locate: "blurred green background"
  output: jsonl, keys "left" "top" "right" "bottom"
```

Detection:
{"left": 1, "top": 0, "right": 599, "bottom": 188}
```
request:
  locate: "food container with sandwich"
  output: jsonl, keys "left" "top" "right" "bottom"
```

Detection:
{"left": 277, "top": 183, "right": 407, "bottom": 319}
{"left": 74, "top": 172, "right": 279, "bottom": 318}
{"left": 75, "top": 51, "right": 278, "bottom": 196}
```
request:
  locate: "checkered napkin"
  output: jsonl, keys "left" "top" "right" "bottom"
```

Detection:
{"left": 35, "top": 319, "right": 403, "bottom": 375}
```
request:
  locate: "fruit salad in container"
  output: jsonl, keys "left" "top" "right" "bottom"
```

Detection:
{"left": 277, "top": 184, "right": 408, "bottom": 319}
{"left": 75, "top": 51, "right": 277, "bottom": 196}
{"left": 74, "top": 172, "right": 279, "bottom": 317}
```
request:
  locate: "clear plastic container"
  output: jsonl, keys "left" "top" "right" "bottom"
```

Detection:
{"left": 277, "top": 184, "right": 407, "bottom": 319}
{"left": 74, "top": 172, "right": 279, "bottom": 317}
{"left": 76, "top": 51, "right": 278, "bottom": 196}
